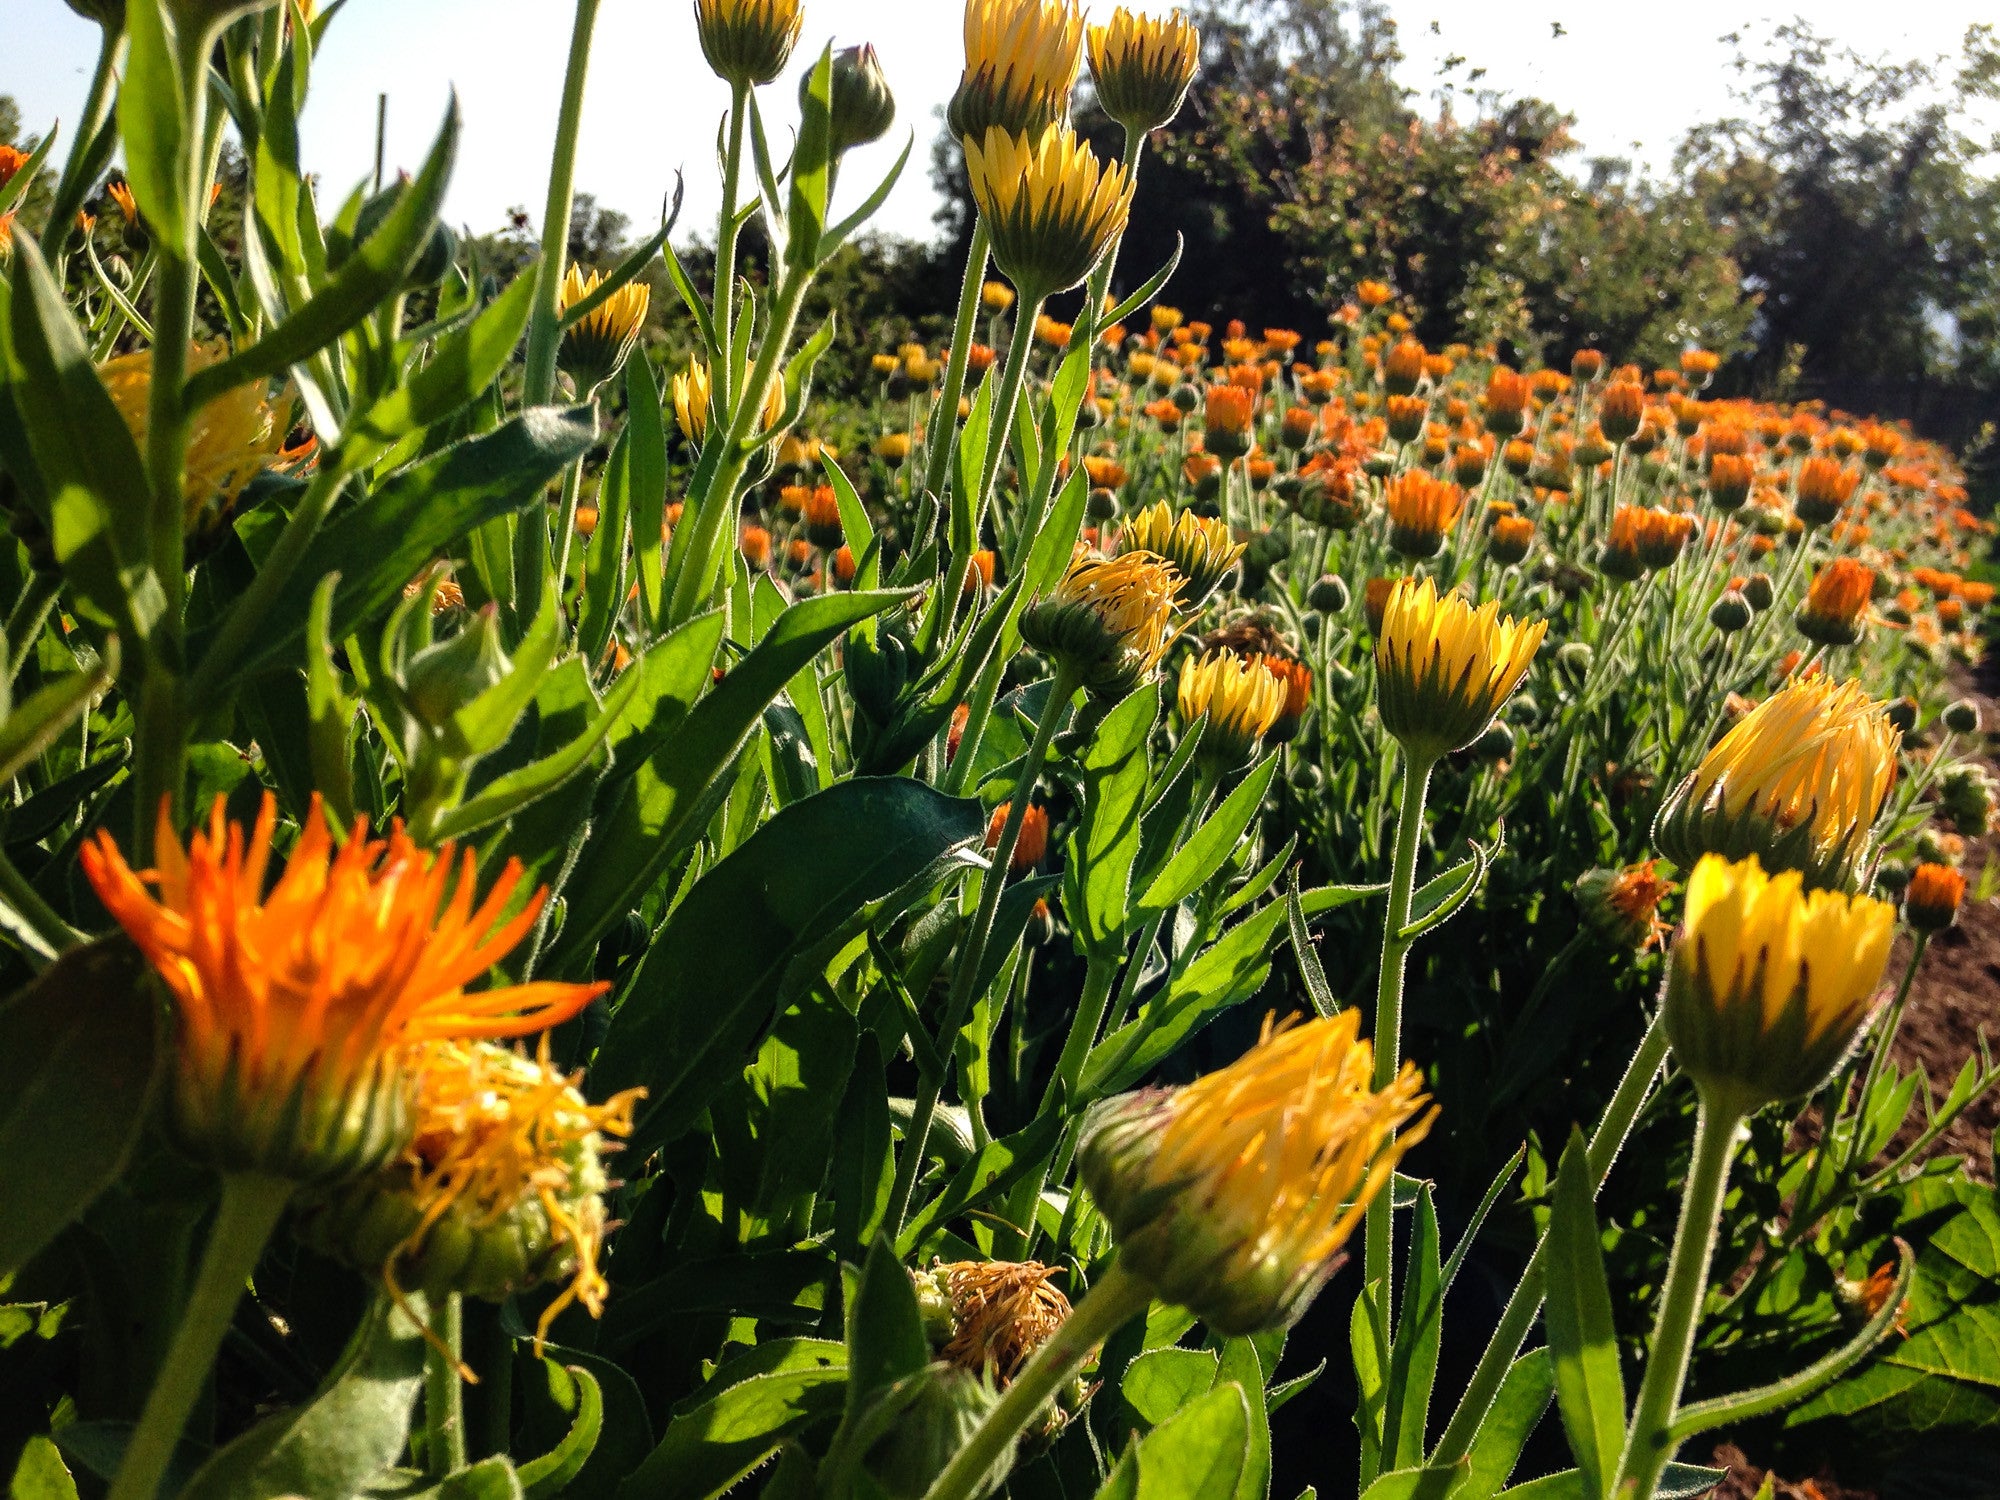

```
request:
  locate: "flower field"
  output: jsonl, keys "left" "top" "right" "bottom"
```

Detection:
{"left": 0, "top": 2, "right": 1996, "bottom": 1499}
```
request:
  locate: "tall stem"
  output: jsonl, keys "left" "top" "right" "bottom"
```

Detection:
{"left": 921, "top": 1262, "right": 1154, "bottom": 1500}
{"left": 522, "top": 0, "right": 603, "bottom": 406}
{"left": 1429, "top": 1010, "right": 1670, "bottom": 1468}
{"left": 918, "top": 220, "right": 993, "bottom": 509}
{"left": 108, "top": 1172, "right": 293, "bottom": 1500}
{"left": 885, "top": 668, "right": 1075, "bottom": 1239}
{"left": 423, "top": 1294, "right": 467, "bottom": 1478}
{"left": 712, "top": 81, "right": 750, "bottom": 404}
{"left": 939, "top": 295, "right": 1042, "bottom": 635}
{"left": 1617, "top": 1092, "right": 1741, "bottom": 1498}
{"left": 1363, "top": 751, "right": 1434, "bottom": 1321}
{"left": 39, "top": 28, "right": 126, "bottom": 261}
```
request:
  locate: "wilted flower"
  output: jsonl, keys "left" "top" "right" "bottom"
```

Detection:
{"left": 1664, "top": 854, "right": 1893, "bottom": 1112}
{"left": 917, "top": 1260, "right": 1073, "bottom": 1386}
{"left": 1576, "top": 861, "right": 1675, "bottom": 952}
{"left": 1375, "top": 576, "right": 1546, "bottom": 762}
{"left": 1078, "top": 1011, "right": 1433, "bottom": 1335}
{"left": 1020, "top": 548, "right": 1181, "bottom": 698}
{"left": 81, "top": 795, "right": 606, "bottom": 1184}
{"left": 295, "top": 1038, "right": 639, "bottom": 1348}
{"left": 1653, "top": 676, "right": 1900, "bottom": 892}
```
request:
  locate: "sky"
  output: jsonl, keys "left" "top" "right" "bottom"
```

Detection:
{"left": 8, "top": 0, "right": 1996, "bottom": 247}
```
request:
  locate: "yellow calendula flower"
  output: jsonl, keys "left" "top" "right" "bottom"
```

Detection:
{"left": 556, "top": 263, "right": 650, "bottom": 389}
{"left": 1653, "top": 676, "right": 1899, "bottom": 892}
{"left": 1087, "top": 6, "right": 1199, "bottom": 134}
{"left": 80, "top": 794, "right": 607, "bottom": 1184}
{"left": 693, "top": 0, "right": 803, "bottom": 88}
{"left": 1121, "top": 500, "right": 1242, "bottom": 606}
{"left": 963, "top": 125, "right": 1134, "bottom": 303}
{"left": 1178, "top": 650, "right": 1285, "bottom": 769}
{"left": 1019, "top": 547, "right": 1181, "bottom": 699}
{"left": 1079, "top": 1010, "right": 1434, "bottom": 1335}
{"left": 949, "top": 0, "right": 1085, "bottom": 143}
{"left": 672, "top": 357, "right": 783, "bottom": 446}
{"left": 1665, "top": 854, "right": 1894, "bottom": 1112}
{"left": 295, "top": 1037, "right": 641, "bottom": 1350}
{"left": 99, "top": 344, "right": 289, "bottom": 536}
{"left": 1375, "top": 575, "right": 1546, "bottom": 763}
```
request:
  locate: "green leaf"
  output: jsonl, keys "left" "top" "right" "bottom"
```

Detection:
{"left": 518, "top": 1363, "right": 603, "bottom": 1500}
{"left": 1286, "top": 878, "right": 1339, "bottom": 1019}
{"left": 613, "top": 1339, "right": 846, "bottom": 1500}
{"left": 187, "top": 99, "right": 462, "bottom": 410}
{"left": 408, "top": 1456, "right": 524, "bottom": 1499}
{"left": 1128, "top": 1383, "right": 1253, "bottom": 1500}
{"left": 199, "top": 407, "right": 595, "bottom": 693}
{"left": 845, "top": 1235, "right": 930, "bottom": 1423}
{"left": 1493, "top": 1473, "right": 1586, "bottom": 1500}
{"left": 1, "top": 242, "right": 163, "bottom": 643}
{"left": 627, "top": 355, "right": 669, "bottom": 627}
{"left": 1384, "top": 1185, "right": 1444, "bottom": 1471}
{"left": 546, "top": 590, "right": 907, "bottom": 973}
{"left": 523, "top": 1344, "right": 654, "bottom": 1497}
{"left": 1136, "top": 753, "right": 1278, "bottom": 916}
{"left": 895, "top": 1108, "right": 1064, "bottom": 1258}
{"left": 592, "top": 778, "right": 982, "bottom": 1161}
{"left": 0, "top": 645, "right": 117, "bottom": 787}
{"left": 8, "top": 1436, "right": 79, "bottom": 1500}
{"left": 1122, "top": 1348, "right": 1221, "bottom": 1427}
{"left": 1455, "top": 1352, "right": 1555, "bottom": 1500}
{"left": 785, "top": 48, "right": 834, "bottom": 269}
{"left": 1064, "top": 684, "right": 1157, "bottom": 956}
{"left": 116, "top": 0, "right": 187, "bottom": 247}
{"left": 177, "top": 1293, "right": 430, "bottom": 1500}
{"left": 1362, "top": 1464, "right": 1470, "bottom": 1500}
{"left": 602, "top": 1250, "right": 836, "bottom": 1355}
{"left": 829, "top": 1036, "right": 894, "bottom": 1258}
{"left": 1399, "top": 838, "right": 1494, "bottom": 942}
{"left": 0, "top": 941, "right": 160, "bottom": 1278}
{"left": 716, "top": 987, "right": 859, "bottom": 1237}
{"left": 342, "top": 269, "right": 536, "bottom": 464}
{"left": 1544, "top": 1128, "right": 1624, "bottom": 1499}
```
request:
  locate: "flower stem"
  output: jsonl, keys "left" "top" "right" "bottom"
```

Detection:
{"left": 1616, "top": 1091, "right": 1742, "bottom": 1498}
{"left": 1363, "top": 750, "right": 1434, "bottom": 1323}
{"left": 918, "top": 219, "right": 993, "bottom": 510}
{"left": 39, "top": 28, "right": 126, "bottom": 262}
{"left": 423, "top": 1294, "right": 467, "bottom": 1478}
{"left": 522, "top": 0, "right": 603, "bottom": 407}
{"left": 1428, "top": 1009, "right": 1670, "bottom": 1468}
{"left": 921, "top": 1261, "right": 1154, "bottom": 1500}
{"left": 712, "top": 80, "right": 750, "bottom": 404}
{"left": 885, "top": 667, "right": 1076, "bottom": 1240}
{"left": 108, "top": 1172, "right": 293, "bottom": 1500}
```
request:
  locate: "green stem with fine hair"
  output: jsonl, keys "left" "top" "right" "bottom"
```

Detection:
{"left": 918, "top": 219, "right": 993, "bottom": 511}
{"left": 940, "top": 291, "right": 1044, "bottom": 633}
{"left": 1616, "top": 1091, "right": 1742, "bottom": 1498}
{"left": 1363, "top": 750, "right": 1434, "bottom": 1330}
{"left": 1427, "top": 1009, "right": 1670, "bottom": 1469}
{"left": 712, "top": 80, "right": 751, "bottom": 406}
{"left": 884, "top": 665, "right": 1077, "bottom": 1241}
{"left": 423, "top": 1294, "right": 467, "bottom": 1478}
{"left": 108, "top": 1172, "right": 294, "bottom": 1500}
{"left": 39, "top": 26, "right": 126, "bottom": 262}
{"left": 921, "top": 1260, "right": 1155, "bottom": 1500}
{"left": 522, "top": 0, "right": 603, "bottom": 407}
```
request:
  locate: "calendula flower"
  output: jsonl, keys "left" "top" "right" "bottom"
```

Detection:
{"left": 1200, "top": 383, "right": 1255, "bottom": 460}
{"left": 671, "top": 357, "right": 782, "bottom": 445}
{"left": 694, "top": 0, "right": 803, "bottom": 87}
{"left": 556, "top": 264, "right": 649, "bottom": 390}
{"left": 1576, "top": 861, "right": 1676, "bottom": 952}
{"left": 1079, "top": 1011, "right": 1434, "bottom": 1334}
{"left": 295, "top": 1037, "right": 640, "bottom": 1348}
{"left": 1020, "top": 548, "right": 1180, "bottom": 698}
{"left": 1653, "top": 676, "right": 1900, "bottom": 892}
{"left": 1902, "top": 862, "right": 1965, "bottom": 932}
{"left": 1087, "top": 6, "right": 1199, "bottom": 134}
{"left": 1488, "top": 513, "right": 1535, "bottom": 566}
{"left": 985, "top": 802, "right": 1049, "bottom": 871}
{"left": 100, "top": 345, "right": 289, "bottom": 537}
{"left": 1481, "top": 367, "right": 1530, "bottom": 437}
{"left": 1598, "top": 380, "right": 1645, "bottom": 445}
{"left": 963, "top": 125, "right": 1134, "bottom": 303}
{"left": 982, "top": 280, "right": 1018, "bottom": 313}
{"left": 1178, "top": 650, "right": 1286, "bottom": 769}
{"left": 950, "top": 0, "right": 1085, "bottom": 142}
{"left": 1375, "top": 575, "right": 1546, "bottom": 762}
{"left": 1260, "top": 654, "right": 1312, "bottom": 744}
{"left": 1796, "top": 558, "right": 1876, "bottom": 647}
{"left": 1794, "top": 456, "right": 1859, "bottom": 527}
{"left": 1664, "top": 854, "right": 1894, "bottom": 1112}
{"left": 1383, "top": 471, "right": 1465, "bottom": 560}
{"left": 1121, "top": 500, "right": 1243, "bottom": 607}
{"left": 1356, "top": 279, "right": 1393, "bottom": 308}
{"left": 80, "top": 795, "right": 606, "bottom": 1184}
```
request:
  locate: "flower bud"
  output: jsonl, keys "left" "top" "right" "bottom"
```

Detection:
{"left": 1575, "top": 861, "right": 1674, "bottom": 952}
{"left": 1709, "top": 590, "right": 1752, "bottom": 633}
{"left": 1902, "top": 862, "right": 1966, "bottom": 932}
{"left": 819, "top": 44, "right": 897, "bottom": 157}
{"left": 1308, "top": 574, "right": 1350, "bottom": 614}
{"left": 1942, "top": 698, "right": 1982, "bottom": 735}
{"left": 1743, "top": 572, "right": 1775, "bottom": 612}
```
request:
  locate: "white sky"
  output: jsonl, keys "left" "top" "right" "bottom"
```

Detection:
{"left": 9, "top": 1, "right": 1996, "bottom": 245}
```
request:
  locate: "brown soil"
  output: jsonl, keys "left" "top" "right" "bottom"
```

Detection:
{"left": 1882, "top": 652, "right": 2000, "bottom": 1181}
{"left": 1708, "top": 1440, "right": 1876, "bottom": 1499}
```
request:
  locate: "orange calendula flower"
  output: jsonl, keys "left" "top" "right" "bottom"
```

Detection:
{"left": 1796, "top": 557, "right": 1876, "bottom": 647}
{"left": 1902, "top": 862, "right": 1965, "bottom": 932}
{"left": 81, "top": 795, "right": 607, "bottom": 1184}
{"left": 1383, "top": 471, "right": 1465, "bottom": 560}
{"left": 985, "top": 801, "right": 1050, "bottom": 872}
{"left": 1201, "top": 382, "right": 1256, "bottom": 460}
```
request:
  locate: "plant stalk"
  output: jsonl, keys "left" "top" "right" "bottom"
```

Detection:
{"left": 522, "top": 0, "right": 603, "bottom": 406}
{"left": 108, "top": 1172, "right": 293, "bottom": 1500}
{"left": 423, "top": 1293, "right": 467, "bottom": 1478}
{"left": 918, "top": 219, "right": 993, "bottom": 510}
